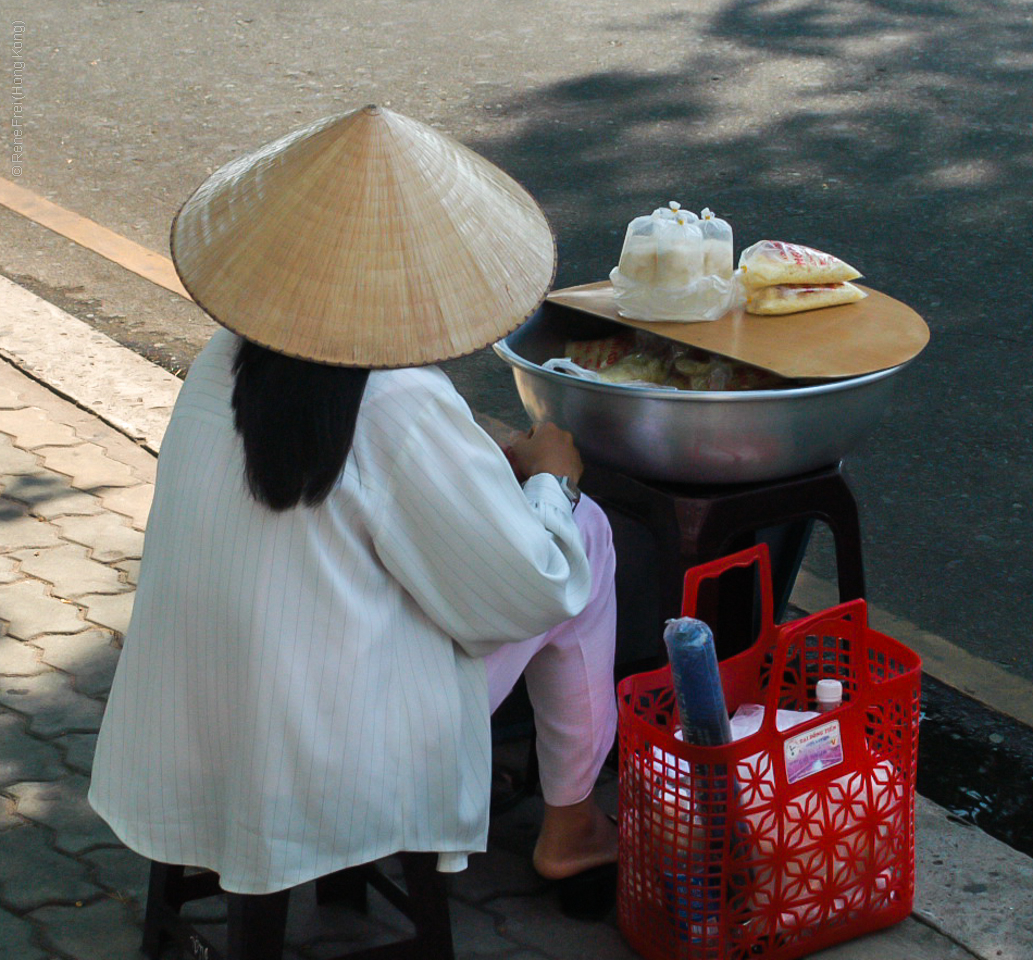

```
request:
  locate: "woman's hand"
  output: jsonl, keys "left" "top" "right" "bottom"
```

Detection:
{"left": 507, "top": 422, "right": 583, "bottom": 485}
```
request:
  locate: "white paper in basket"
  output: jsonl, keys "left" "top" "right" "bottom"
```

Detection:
{"left": 639, "top": 705, "right": 903, "bottom": 928}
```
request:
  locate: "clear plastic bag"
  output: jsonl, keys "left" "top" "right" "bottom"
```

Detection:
{"left": 700, "top": 207, "right": 734, "bottom": 279}
{"left": 610, "top": 202, "right": 743, "bottom": 323}
{"left": 747, "top": 281, "right": 866, "bottom": 316}
{"left": 739, "top": 240, "right": 861, "bottom": 290}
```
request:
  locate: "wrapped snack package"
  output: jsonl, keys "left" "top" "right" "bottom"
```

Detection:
{"left": 610, "top": 202, "right": 743, "bottom": 323}
{"left": 739, "top": 240, "right": 862, "bottom": 290}
{"left": 747, "top": 281, "right": 867, "bottom": 316}
{"left": 739, "top": 239, "right": 867, "bottom": 316}
{"left": 562, "top": 334, "right": 636, "bottom": 371}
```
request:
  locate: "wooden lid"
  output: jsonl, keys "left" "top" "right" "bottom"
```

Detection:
{"left": 546, "top": 280, "right": 929, "bottom": 379}
{"left": 171, "top": 105, "right": 556, "bottom": 367}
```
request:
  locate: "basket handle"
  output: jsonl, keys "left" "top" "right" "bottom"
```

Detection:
{"left": 681, "top": 542, "right": 774, "bottom": 638}
{"left": 757, "top": 598, "right": 871, "bottom": 734}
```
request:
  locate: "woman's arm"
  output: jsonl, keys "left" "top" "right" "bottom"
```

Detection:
{"left": 370, "top": 387, "right": 591, "bottom": 657}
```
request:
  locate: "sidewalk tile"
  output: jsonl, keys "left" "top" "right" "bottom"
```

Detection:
{"left": 0, "top": 507, "right": 64, "bottom": 550}
{"left": 0, "top": 906, "right": 50, "bottom": 960}
{"left": 0, "top": 432, "right": 41, "bottom": 474}
{"left": 914, "top": 800, "right": 1033, "bottom": 960}
{"left": 445, "top": 899, "right": 512, "bottom": 955}
{"left": 0, "top": 794, "right": 21, "bottom": 831}
{"left": 14, "top": 543, "right": 129, "bottom": 597}
{"left": 114, "top": 558, "right": 140, "bottom": 587}
{"left": 0, "top": 822, "right": 102, "bottom": 911}
{"left": 0, "top": 579, "right": 84, "bottom": 638}
{"left": 52, "top": 513, "right": 145, "bottom": 562}
{"left": 0, "top": 382, "right": 29, "bottom": 410}
{"left": 283, "top": 882, "right": 409, "bottom": 954}
{"left": 3, "top": 473, "right": 105, "bottom": 519}
{"left": 489, "top": 894, "right": 638, "bottom": 960}
{"left": 0, "top": 407, "right": 80, "bottom": 448}
{"left": 453, "top": 846, "right": 541, "bottom": 904}
{"left": 2, "top": 377, "right": 112, "bottom": 441}
{"left": 81, "top": 846, "right": 150, "bottom": 909}
{"left": 99, "top": 483, "right": 154, "bottom": 530}
{"left": 33, "top": 442, "right": 138, "bottom": 490}
{"left": 35, "top": 630, "right": 122, "bottom": 698}
{"left": 0, "top": 556, "right": 19, "bottom": 584}
{"left": 54, "top": 733, "right": 97, "bottom": 776}
{"left": 6, "top": 776, "right": 119, "bottom": 854}
{"left": 0, "top": 710, "right": 66, "bottom": 788}
{"left": 0, "top": 670, "right": 105, "bottom": 737}
{"left": 81, "top": 593, "right": 136, "bottom": 638}
{"left": 0, "top": 635, "right": 46, "bottom": 677}
{"left": 29, "top": 898, "right": 143, "bottom": 960}
{"left": 78, "top": 429, "right": 157, "bottom": 480}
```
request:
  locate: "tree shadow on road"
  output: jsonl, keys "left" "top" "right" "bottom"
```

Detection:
{"left": 462, "top": 0, "right": 1032, "bottom": 317}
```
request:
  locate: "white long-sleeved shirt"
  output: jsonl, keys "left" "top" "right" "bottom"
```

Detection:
{"left": 88, "top": 328, "right": 591, "bottom": 894}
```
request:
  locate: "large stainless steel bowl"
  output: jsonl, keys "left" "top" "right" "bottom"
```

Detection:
{"left": 493, "top": 302, "right": 911, "bottom": 484}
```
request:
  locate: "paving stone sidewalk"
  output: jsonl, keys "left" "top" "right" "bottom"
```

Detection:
{"left": 1, "top": 350, "right": 1029, "bottom": 960}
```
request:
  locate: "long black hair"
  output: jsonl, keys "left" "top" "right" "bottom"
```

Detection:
{"left": 231, "top": 338, "right": 370, "bottom": 511}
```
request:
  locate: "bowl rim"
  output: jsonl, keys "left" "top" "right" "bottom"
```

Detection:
{"left": 492, "top": 336, "right": 911, "bottom": 402}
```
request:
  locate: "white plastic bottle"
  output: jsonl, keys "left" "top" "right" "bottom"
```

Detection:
{"left": 815, "top": 679, "right": 844, "bottom": 713}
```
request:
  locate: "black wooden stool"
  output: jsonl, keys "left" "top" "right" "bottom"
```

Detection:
{"left": 582, "top": 460, "right": 866, "bottom": 665}
{"left": 141, "top": 853, "right": 454, "bottom": 960}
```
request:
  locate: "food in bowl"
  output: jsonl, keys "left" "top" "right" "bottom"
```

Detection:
{"left": 554, "top": 329, "right": 800, "bottom": 392}
{"left": 494, "top": 302, "right": 912, "bottom": 484}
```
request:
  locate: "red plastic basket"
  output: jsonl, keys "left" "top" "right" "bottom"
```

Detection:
{"left": 616, "top": 545, "right": 921, "bottom": 960}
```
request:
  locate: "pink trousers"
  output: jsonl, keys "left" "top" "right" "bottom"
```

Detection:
{"left": 485, "top": 495, "right": 618, "bottom": 806}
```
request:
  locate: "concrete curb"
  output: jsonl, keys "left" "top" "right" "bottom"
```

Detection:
{"left": 0, "top": 275, "right": 181, "bottom": 455}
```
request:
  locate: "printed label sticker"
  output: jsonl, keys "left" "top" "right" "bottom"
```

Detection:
{"left": 784, "top": 719, "right": 844, "bottom": 784}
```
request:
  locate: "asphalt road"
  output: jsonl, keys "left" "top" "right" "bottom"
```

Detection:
{"left": 1, "top": 0, "right": 1031, "bottom": 680}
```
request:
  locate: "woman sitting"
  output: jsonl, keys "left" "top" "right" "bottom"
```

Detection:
{"left": 89, "top": 104, "right": 618, "bottom": 922}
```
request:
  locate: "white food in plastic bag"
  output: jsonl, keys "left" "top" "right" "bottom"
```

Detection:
{"left": 610, "top": 201, "right": 743, "bottom": 323}
{"left": 700, "top": 207, "right": 734, "bottom": 279}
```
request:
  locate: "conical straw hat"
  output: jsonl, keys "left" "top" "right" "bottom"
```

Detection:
{"left": 170, "top": 105, "right": 556, "bottom": 367}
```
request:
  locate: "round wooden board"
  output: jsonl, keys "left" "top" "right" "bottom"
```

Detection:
{"left": 545, "top": 281, "right": 930, "bottom": 379}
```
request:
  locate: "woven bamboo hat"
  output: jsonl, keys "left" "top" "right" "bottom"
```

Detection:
{"left": 170, "top": 105, "right": 556, "bottom": 367}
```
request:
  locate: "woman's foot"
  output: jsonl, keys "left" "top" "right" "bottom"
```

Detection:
{"left": 532, "top": 795, "right": 618, "bottom": 880}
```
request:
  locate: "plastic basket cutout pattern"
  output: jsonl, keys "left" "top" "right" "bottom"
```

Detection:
{"left": 617, "top": 545, "right": 921, "bottom": 960}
